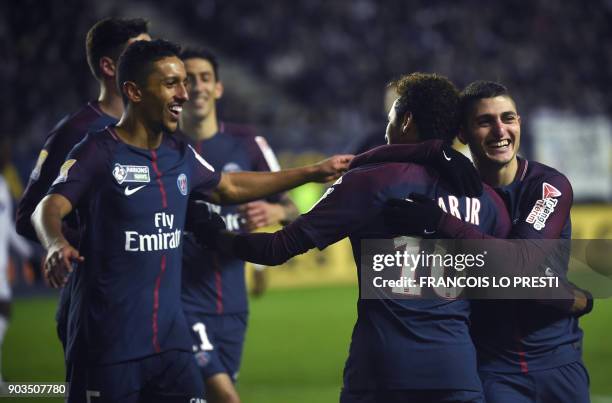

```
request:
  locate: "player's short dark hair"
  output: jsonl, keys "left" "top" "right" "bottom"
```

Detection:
{"left": 86, "top": 17, "right": 149, "bottom": 80}
{"left": 180, "top": 47, "right": 220, "bottom": 81}
{"left": 116, "top": 39, "right": 182, "bottom": 104}
{"left": 459, "top": 81, "right": 515, "bottom": 125}
{"left": 391, "top": 73, "right": 460, "bottom": 143}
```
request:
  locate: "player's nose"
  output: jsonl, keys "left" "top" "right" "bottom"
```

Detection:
{"left": 490, "top": 117, "right": 505, "bottom": 137}
{"left": 176, "top": 82, "right": 189, "bottom": 102}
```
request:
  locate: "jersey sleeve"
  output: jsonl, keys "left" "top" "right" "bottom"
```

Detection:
{"left": 47, "top": 134, "right": 106, "bottom": 208}
{"left": 188, "top": 144, "right": 222, "bottom": 199}
{"left": 510, "top": 174, "right": 573, "bottom": 239}
{"left": 16, "top": 128, "right": 83, "bottom": 241}
{"left": 296, "top": 169, "right": 381, "bottom": 249}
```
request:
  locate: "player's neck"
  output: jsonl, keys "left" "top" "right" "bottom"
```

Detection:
{"left": 97, "top": 81, "right": 124, "bottom": 119}
{"left": 478, "top": 157, "right": 518, "bottom": 188}
{"left": 115, "top": 111, "right": 163, "bottom": 150}
{"left": 183, "top": 113, "right": 218, "bottom": 141}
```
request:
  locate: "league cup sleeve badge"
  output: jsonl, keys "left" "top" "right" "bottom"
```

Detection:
{"left": 52, "top": 159, "right": 77, "bottom": 185}
{"left": 30, "top": 149, "right": 49, "bottom": 181}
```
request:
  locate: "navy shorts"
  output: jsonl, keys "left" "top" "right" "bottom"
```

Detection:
{"left": 68, "top": 349, "right": 205, "bottom": 403}
{"left": 340, "top": 388, "right": 484, "bottom": 403}
{"left": 185, "top": 312, "right": 248, "bottom": 382}
{"left": 480, "top": 361, "right": 590, "bottom": 403}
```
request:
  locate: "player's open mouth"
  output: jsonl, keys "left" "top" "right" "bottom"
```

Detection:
{"left": 487, "top": 139, "right": 511, "bottom": 150}
{"left": 168, "top": 104, "right": 183, "bottom": 119}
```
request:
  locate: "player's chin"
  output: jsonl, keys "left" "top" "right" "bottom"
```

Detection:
{"left": 484, "top": 147, "right": 514, "bottom": 165}
{"left": 163, "top": 120, "right": 179, "bottom": 133}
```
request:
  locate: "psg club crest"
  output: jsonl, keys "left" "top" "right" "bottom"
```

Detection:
{"left": 177, "top": 173, "right": 188, "bottom": 195}
{"left": 194, "top": 351, "right": 210, "bottom": 367}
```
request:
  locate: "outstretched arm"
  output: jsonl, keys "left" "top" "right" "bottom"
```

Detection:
{"left": 207, "top": 155, "right": 353, "bottom": 205}
{"left": 214, "top": 220, "right": 315, "bottom": 266}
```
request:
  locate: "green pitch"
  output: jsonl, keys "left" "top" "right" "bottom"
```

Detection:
{"left": 4, "top": 286, "right": 612, "bottom": 403}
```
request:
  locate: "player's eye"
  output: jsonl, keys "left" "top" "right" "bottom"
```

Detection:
{"left": 502, "top": 113, "right": 517, "bottom": 123}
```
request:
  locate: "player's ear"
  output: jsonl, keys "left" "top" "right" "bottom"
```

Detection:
{"left": 122, "top": 81, "right": 142, "bottom": 103}
{"left": 214, "top": 81, "right": 224, "bottom": 100}
{"left": 401, "top": 111, "right": 413, "bottom": 134}
{"left": 99, "top": 56, "right": 116, "bottom": 79}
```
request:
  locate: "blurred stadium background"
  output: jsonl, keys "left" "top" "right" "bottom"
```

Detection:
{"left": 3, "top": 0, "right": 612, "bottom": 401}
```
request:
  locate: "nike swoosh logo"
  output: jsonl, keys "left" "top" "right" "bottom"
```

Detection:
{"left": 124, "top": 185, "right": 146, "bottom": 196}
{"left": 443, "top": 150, "right": 452, "bottom": 161}
{"left": 423, "top": 229, "right": 436, "bottom": 235}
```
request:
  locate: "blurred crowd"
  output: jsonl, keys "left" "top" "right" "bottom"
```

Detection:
{"left": 4, "top": 0, "right": 612, "bottom": 168}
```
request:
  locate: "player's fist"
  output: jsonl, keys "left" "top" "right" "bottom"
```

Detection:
{"left": 312, "top": 154, "right": 354, "bottom": 183}
{"left": 240, "top": 201, "right": 285, "bottom": 231}
{"left": 185, "top": 199, "right": 227, "bottom": 248}
{"left": 44, "top": 241, "right": 84, "bottom": 288}
{"left": 433, "top": 145, "right": 483, "bottom": 197}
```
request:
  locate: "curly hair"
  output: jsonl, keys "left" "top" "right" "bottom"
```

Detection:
{"left": 391, "top": 73, "right": 460, "bottom": 143}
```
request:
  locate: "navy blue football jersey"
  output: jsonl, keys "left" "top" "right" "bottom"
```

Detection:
{"left": 48, "top": 127, "right": 220, "bottom": 365}
{"left": 181, "top": 122, "right": 281, "bottom": 315}
{"left": 290, "top": 154, "right": 511, "bottom": 391}
{"left": 17, "top": 102, "right": 117, "bottom": 243}
{"left": 471, "top": 158, "right": 583, "bottom": 373}
{"left": 16, "top": 101, "right": 117, "bottom": 352}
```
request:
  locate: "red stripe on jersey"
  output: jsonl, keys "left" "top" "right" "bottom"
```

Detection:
{"left": 88, "top": 101, "right": 104, "bottom": 116}
{"left": 152, "top": 254, "right": 167, "bottom": 353}
{"left": 151, "top": 150, "right": 168, "bottom": 208}
{"left": 213, "top": 254, "right": 223, "bottom": 314}
{"left": 106, "top": 127, "right": 119, "bottom": 141}
{"left": 518, "top": 350, "right": 529, "bottom": 373}
{"left": 513, "top": 318, "right": 529, "bottom": 373}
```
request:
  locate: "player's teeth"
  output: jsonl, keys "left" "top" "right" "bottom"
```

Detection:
{"left": 170, "top": 105, "right": 182, "bottom": 113}
{"left": 490, "top": 140, "right": 509, "bottom": 148}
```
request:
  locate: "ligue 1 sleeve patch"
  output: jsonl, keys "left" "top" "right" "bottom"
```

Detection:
{"left": 52, "top": 159, "right": 77, "bottom": 185}
{"left": 30, "top": 149, "right": 48, "bottom": 181}
{"left": 254, "top": 136, "right": 281, "bottom": 172}
{"left": 188, "top": 144, "right": 215, "bottom": 172}
{"left": 112, "top": 164, "right": 150, "bottom": 184}
{"left": 525, "top": 182, "right": 562, "bottom": 230}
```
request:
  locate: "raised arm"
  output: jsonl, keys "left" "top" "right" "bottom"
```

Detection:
{"left": 207, "top": 155, "right": 353, "bottom": 205}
